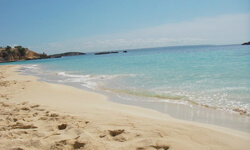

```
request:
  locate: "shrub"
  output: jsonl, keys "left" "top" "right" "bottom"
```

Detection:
{"left": 6, "top": 46, "right": 11, "bottom": 51}
{"left": 18, "top": 48, "right": 26, "bottom": 56}
{"left": 15, "top": 45, "right": 22, "bottom": 49}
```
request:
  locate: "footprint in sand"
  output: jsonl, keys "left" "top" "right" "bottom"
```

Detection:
{"left": 108, "top": 129, "right": 125, "bottom": 137}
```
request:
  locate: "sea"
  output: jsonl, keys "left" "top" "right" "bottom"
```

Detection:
{"left": 3, "top": 44, "right": 250, "bottom": 131}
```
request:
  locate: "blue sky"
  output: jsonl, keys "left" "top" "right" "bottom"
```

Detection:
{"left": 0, "top": 0, "right": 249, "bottom": 54}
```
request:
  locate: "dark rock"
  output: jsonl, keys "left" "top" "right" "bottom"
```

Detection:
{"left": 94, "top": 51, "right": 118, "bottom": 55}
{"left": 50, "top": 54, "right": 62, "bottom": 58}
{"left": 49, "top": 52, "right": 85, "bottom": 58}
{"left": 58, "top": 124, "right": 67, "bottom": 130}
{"left": 111, "top": 51, "right": 119, "bottom": 54}
{"left": 95, "top": 52, "right": 110, "bottom": 55}
{"left": 242, "top": 41, "right": 250, "bottom": 45}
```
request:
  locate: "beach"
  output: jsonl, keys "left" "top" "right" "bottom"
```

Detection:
{"left": 0, "top": 65, "right": 249, "bottom": 150}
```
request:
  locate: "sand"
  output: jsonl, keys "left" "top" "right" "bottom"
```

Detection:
{"left": 0, "top": 65, "right": 249, "bottom": 150}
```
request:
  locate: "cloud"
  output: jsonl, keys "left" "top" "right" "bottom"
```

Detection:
{"left": 9, "top": 44, "right": 18, "bottom": 48}
{"left": 32, "top": 13, "right": 250, "bottom": 53}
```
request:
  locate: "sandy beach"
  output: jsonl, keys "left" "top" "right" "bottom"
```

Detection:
{"left": 0, "top": 65, "right": 249, "bottom": 150}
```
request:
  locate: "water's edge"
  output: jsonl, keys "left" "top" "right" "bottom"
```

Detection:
{"left": 18, "top": 66, "right": 250, "bottom": 133}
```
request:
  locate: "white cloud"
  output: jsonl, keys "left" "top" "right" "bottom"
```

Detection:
{"left": 31, "top": 13, "right": 250, "bottom": 54}
{"left": 9, "top": 44, "right": 18, "bottom": 48}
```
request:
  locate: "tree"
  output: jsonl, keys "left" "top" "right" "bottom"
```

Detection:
{"left": 15, "top": 46, "right": 22, "bottom": 49}
{"left": 14, "top": 46, "right": 26, "bottom": 56}
{"left": 18, "top": 48, "right": 26, "bottom": 56}
{"left": 5, "top": 46, "right": 12, "bottom": 54}
{"left": 6, "top": 46, "right": 11, "bottom": 51}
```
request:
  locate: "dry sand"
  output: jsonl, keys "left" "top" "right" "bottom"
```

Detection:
{"left": 0, "top": 65, "right": 249, "bottom": 150}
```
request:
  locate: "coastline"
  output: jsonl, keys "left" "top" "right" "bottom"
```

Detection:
{"left": 0, "top": 65, "right": 249, "bottom": 150}
{"left": 21, "top": 63, "right": 250, "bottom": 132}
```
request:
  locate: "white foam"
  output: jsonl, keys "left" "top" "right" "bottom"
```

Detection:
{"left": 22, "top": 64, "right": 39, "bottom": 70}
{"left": 55, "top": 71, "right": 136, "bottom": 90}
{"left": 56, "top": 72, "right": 137, "bottom": 81}
{"left": 56, "top": 72, "right": 91, "bottom": 78}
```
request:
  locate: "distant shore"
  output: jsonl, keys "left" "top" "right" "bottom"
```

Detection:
{"left": 0, "top": 65, "right": 249, "bottom": 150}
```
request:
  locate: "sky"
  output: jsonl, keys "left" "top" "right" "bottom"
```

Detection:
{"left": 0, "top": 0, "right": 249, "bottom": 54}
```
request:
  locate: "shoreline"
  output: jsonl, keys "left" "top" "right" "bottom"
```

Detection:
{"left": 0, "top": 65, "right": 250, "bottom": 149}
{"left": 108, "top": 93, "right": 250, "bottom": 133}
{"left": 21, "top": 64, "right": 250, "bottom": 133}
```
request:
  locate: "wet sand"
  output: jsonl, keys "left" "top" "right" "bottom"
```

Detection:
{"left": 109, "top": 95, "right": 250, "bottom": 133}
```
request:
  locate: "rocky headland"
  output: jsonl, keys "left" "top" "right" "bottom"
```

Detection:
{"left": 0, "top": 46, "right": 87, "bottom": 63}
{"left": 0, "top": 46, "right": 49, "bottom": 63}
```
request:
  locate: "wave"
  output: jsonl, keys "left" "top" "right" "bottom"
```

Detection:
{"left": 21, "top": 64, "right": 39, "bottom": 70}
{"left": 103, "top": 88, "right": 191, "bottom": 102}
{"left": 102, "top": 87, "right": 250, "bottom": 115}
{"left": 208, "top": 87, "right": 250, "bottom": 92}
{"left": 55, "top": 71, "right": 137, "bottom": 89}
{"left": 56, "top": 72, "right": 136, "bottom": 79}
{"left": 56, "top": 72, "right": 92, "bottom": 78}
{"left": 26, "top": 69, "right": 250, "bottom": 116}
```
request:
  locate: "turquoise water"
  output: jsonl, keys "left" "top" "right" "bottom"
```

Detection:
{"left": 5, "top": 45, "right": 250, "bottom": 115}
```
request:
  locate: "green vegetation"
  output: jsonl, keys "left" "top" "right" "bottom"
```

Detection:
{"left": 6, "top": 46, "right": 11, "bottom": 51}
{"left": 15, "top": 45, "right": 26, "bottom": 56}
{"left": 40, "top": 52, "right": 49, "bottom": 59}
{"left": 2, "top": 51, "right": 8, "bottom": 58}
{"left": 0, "top": 45, "right": 49, "bottom": 62}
